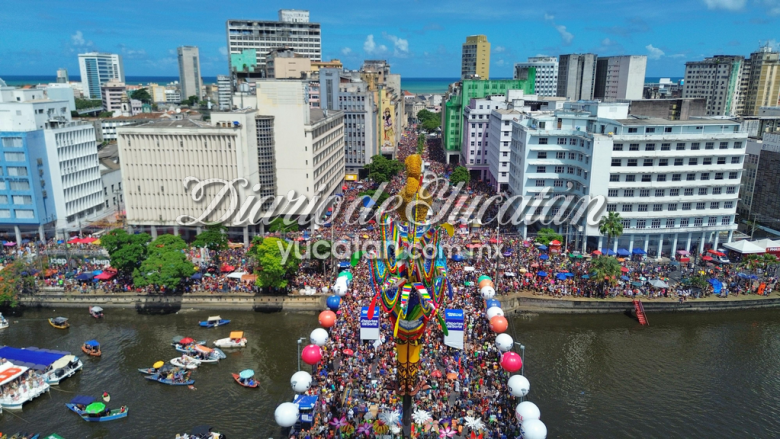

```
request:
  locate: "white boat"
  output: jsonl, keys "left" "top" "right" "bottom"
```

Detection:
{"left": 0, "top": 361, "right": 50, "bottom": 410}
{"left": 43, "top": 355, "right": 83, "bottom": 385}
{"left": 0, "top": 313, "right": 8, "bottom": 329}
{"left": 170, "top": 355, "right": 200, "bottom": 369}
{"left": 191, "top": 345, "right": 222, "bottom": 363}
{"left": 213, "top": 331, "right": 247, "bottom": 348}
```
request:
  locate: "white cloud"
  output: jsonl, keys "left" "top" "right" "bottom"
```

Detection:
{"left": 384, "top": 33, "right": 409, "bottom": 56}
{"left": 669, "top": 53, "right": 687, "bottom": 58}
{"left": 71, "top": 30, "right": 92, "bottom": 47}
{"left": 646, "top": 44, "right": 665, "bottom": 60}
{"left": 219, "top": 46, "right": 228, "bottom": 56}
{"left": 703, "top": 0, "right": 746, "bottom": 10}
{"left": 494, "top": 46, "right": 506, "bottom": 53}
{"left": 364, "top": 35, "right": 376, "bottom": 53}
{"left": 544, "top": 13, "right": 555, "bottom": 21}
{"left": 495, "top": 59, "right": 506, "bottom": 66}
{"left": 555, "top": 25, "right": 574, "bottom": 44}
{"left": 341, "top": 47, "right": 352, "bottom": 55}
{"left": 765, "top": 1, "right": 780, "bottom": 15}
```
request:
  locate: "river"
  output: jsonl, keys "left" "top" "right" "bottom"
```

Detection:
{"left": 1, "top": 308, "right": 779, "bottom": 438}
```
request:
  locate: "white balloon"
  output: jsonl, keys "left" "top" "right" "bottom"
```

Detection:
{"left": 480, "top": 286, "right": 496, "bottom": 299}
{"left": 516, "top": 401, "right": 540, "bottom": 423}
{"left": 486, "top": 306, "right": 504, "bottom": 320}
{"left": 310, "top": 328, "right": 329, "bottom": 346}
{"left": 508, "top": 374, "right": 530, "bottom": 397}
{"left": 521, "top": 419, "right": 547, "bottom": 439}
{"left": 333, "top": 283, "right": 348, "bottom": 297}
{"left": 495, "top": 333, "right": 514, "bottom": 352}
{"left": 290, "top": 371, "right": 313, "bottom": 393}
{"left": 275, "top": 402, "right": 300, "bottom": 427}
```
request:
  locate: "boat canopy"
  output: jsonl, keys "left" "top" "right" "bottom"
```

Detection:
{"left": 230, "top": 331, "right": 244, "bottom": 339}
{"left": 85, "top": 401, "right": 106, "bottom": 414}
{"left": 207, "top": 316, "right": 222, "bottom": 321}
{"left": 194, "top": 345, "right": 213, "bottom": 354}
{"left": 0, "top": 346, "right": 66, "bottom": 371}
{"left": 84, "top": 340, "right": 100, "bottom": 347}
{"left": 52, "top": 317, "right": 68, "bottom": 325}
{"left": 239, "top": 369, "right": 255, "bottom": 379}
{"left": 0, "top": 361, "right": 29, "bottom": 386}
{"left": 50, "top": 355, "right": 77, "bottom": 371}
{"left": 153, "top": 361, "right": 165, "bottom": 369}
{"left": 90, "top": 306, "right": 103, "bottom": 313}
{"left": 70, "top": 395, "right": 96, "bottom": 406}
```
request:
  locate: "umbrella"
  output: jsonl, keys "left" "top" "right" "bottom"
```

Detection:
{"left": 530, "top": 263, "right": 539, "bottom": 268}
{"left": 338, "top": 261, "right": 351, "bottom": 268}
{"left": 431, "top": 370, "right": 443, "bottom": 378}
{"left": 550, "top": 240, "right": 561, "bottom": 245}
{"left": 648, "top": 279, "right": 668, "bottom": 288}
{"left": 620, "top": 267, "right": 629, "bottom": 273}
{"left": 539, "top": 254, "right": 549, "bottom": 260}
{"left": 524, "top": 273, "right": 533, "bottom": 277}
{"left": 446, "top": 372, "right": 458, "bottom": 380}
{"left": 631, "top": 281, "right": 643, "bottom": 287}
{"left": 239, "top": 369, "right": 255, "bottom": 379}
{"left": 153, "top": 360, "right": 165, "bottom": 369}
{"left": 702, "top": 256, "right": 714, "bottom": 261}
{"left": 632, "top": 248, "right": 647, "bottom": 255}
{"left": 537, "top": 245, "right": 548, "bottom": 251}
{"left": 617, "top": 248, "right": 630, "bottom": 256}
{"left": 226, "top": 271, "right": 247, "bottom": 279}
{"left": 84, "top": 340, "right": 99, "bottom": 347}
{"left": 537, "top": 271, "right": 547, "bottom": 277}
{"left": 76, "top": 273, "right": 94, "bottom": 281}
{"left": 556, "top": 273, "right": 567, "bottom": 280}
{"left": 84, "top": 402, "right": 106, "bottom": 414}
{"left": 565, "top": 273, "right": 574, "bottom": 277}
{"left": 90, "top": 306, "right": 103, "bottom": 313}
{"left": 343, "top": 348, "right": 354, "bottom": 356}
{"left": 191, "top": 273, "right": 203, "bottom": 280}
{"left": 592, "top": 250, "right": 602, "bottom": 255}
{"left": 677, "top": 250, "right": 690, "bottom": 255}
{"left": 362, "top": 197, "right": 376, "bottom": 208}
{"left": 581, "top": 274, "right": 590, "bottom": 279}
{"left": 452, "top": 254, "right": 465, "bottom": 262}
{"left": 602, "top": 249, "right": 616, "bottom": 256}
{"left": 179, "top": 337, "right": 194, "bottom": 345}
{"left": 519, "top": 268, "right": 528, "bottom": 273}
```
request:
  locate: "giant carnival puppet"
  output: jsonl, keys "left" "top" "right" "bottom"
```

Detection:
{"left": 364, "top": 154, "right": 454, "bottom": 396}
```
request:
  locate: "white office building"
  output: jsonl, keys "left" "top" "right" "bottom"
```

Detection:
{"left": 177, "top": 46, "right": 203, "bottom": 101}
{"left": 514, "top": 57, "right": 558, "bottom": 96}
{"left": 217, "top": 75, "right": 232, "bottom": 110}
{"left": 77, "top": 52, "right": 124, "bottom": 99}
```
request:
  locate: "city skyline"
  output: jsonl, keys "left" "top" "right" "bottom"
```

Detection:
{"left": 1, "top": 0, "right": 779, "bottom": 78}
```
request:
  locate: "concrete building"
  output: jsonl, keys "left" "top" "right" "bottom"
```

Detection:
{"left": 748, "top": 133, "right": 780, "bottom": 228}
{"left": 147, "top": 84, "right": 167, "bottom": 103}
{"left": 226, "top": 10, "right": 321, "bottom": 82}
{"left": 627, "top": 99, "right": 706, "bottom": 121}
{"left": 682, "top": 55, "right": 744, "bottom": 116}
{"left": 514, "top": 57, "right": 557, "bottom": 96}
{"left": 165, "top": 89, "right": 181, "bottom": 104}
{"left": 508, "top": 102, "right": 746, "bottom": 255}
{"left": 44, "top": 84, "right": 76, "bottom": 112}
{"left": 311, "top": 59, "right": 343, "bottom": 72}
{"left": 462, "top": 94, "right": 522, "bottom": 180}
{"left": 56, "top": 68, "right": 68, "bottom": 84}
{"left": 217, "top": 75, "right": 232, "bottom": 110}
{"left": 594, "top": 55, "right": 647, "bottom": 100}
{"left": 461, "top": 35, "right": 490, "bottom": 80}
{"left": 177, "top": 46, "right": 203, "bottom": 101}
{"left": 100, "top": 80, "right": 126, "bottom": 114}
{"left": 643, "top": 78, "right": 684, "bottom": 99}
{"left": 77, "top": 52, "right": 124, "bottom": 99}
{"left": 359, "top": 60, "right": 405, "bottom": 157}
{"left": 557, "top": 54, "right": 597, "bottom": 101}
{"left": 98, "top": 143, "right": 123, "bottom": 218}
{"left": 265, "top": 48, "right": 312, "bottom": 79}
{"left": 741, "top": 46, "right": 780, "bottom": 116}
{"left": 738, "top": 136, "right": 763, "bottom": 217}
{"left": 740, "top": 106, "right": 780, "bottom": 137}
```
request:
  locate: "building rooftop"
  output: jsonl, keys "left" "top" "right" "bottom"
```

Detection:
{"left": 132, "top": 118, "right": 211, "bottom": 129}
{"left": 494, "top": 108, "right": 521, "bottom": 115}
{"left": 613, "top": 117, "right": 739, "bottom": 126}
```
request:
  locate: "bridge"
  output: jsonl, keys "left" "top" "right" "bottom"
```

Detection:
{"left": 76, "top": 106, "right": 104, "bottom": 115}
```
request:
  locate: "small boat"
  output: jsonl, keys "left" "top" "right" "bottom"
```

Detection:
{"left": 232, "top": 369, "right": 259, "bottom": 388}
{"left": 81, "top": 340, "right": 101, "bottom": 357}
{"left": 0, "top": 313, "right": 9, "bottom": 329}
{"left": 186, "top": 426, "right": 225, "bottom": 439}
{"left": 172, "top": 336, "right": 206, "bottom": 354}
{"left": 144, "top": 373, "right": 194, "bottom": 386}
{"left": 170, "top": 355, "right": 200, "bottom": 369}
{"left": 213, "top": 331, "right": 247, "bottom": 348}
{"left": 138, "top": 361, "right": 166, "bottom": 375}
{"left": 199, "top": 315, "right": 230, "bottom": 328}
{"left": 89, "top": 306, "right": 104, "bottom": 319}
{"left": 49, "top": 317, "right": 69, "bottom": 329}
{"left": 43, "top": 355, "right": 83, "bottom": 385}
{"left": 6, "top": 434, "right": 40, "bottom": 439}
{"left": 66, "top": 395, "right": 128, "bottom": 422}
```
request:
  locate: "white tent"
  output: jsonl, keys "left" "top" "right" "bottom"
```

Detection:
{"left": 750, "top": 239, "right": 780, "bottom": 251}
{"left": 226, "top": 271, "right": 247, "bottom": 279}
{"left": 723, "top": 240, "right": 765, "bottom": 254}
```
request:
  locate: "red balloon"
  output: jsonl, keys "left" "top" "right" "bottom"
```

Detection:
{"left": 490, "top": 316, "right": 508, "bottom": 333}
{"left": 500, "top": 351, "right": 523, "bottom": 373}
{"left": 301, "top": 344, "right": 323, "bottom": 365}
{"left": 319, "top": 310, "right": 337, "bottom": 328}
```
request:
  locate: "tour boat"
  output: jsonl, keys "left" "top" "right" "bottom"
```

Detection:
{"left": 144, "top": 373, "right": 194, "bottom": 386}
{"left": 0, "top": 361, "right": 51, "bottom": 410}
{"left": 199, "top": 315, "right": 231, "bottom": 328}
{"left": 66, "top": 395, "right": 128, "bottom": 422}
{"left": 89, "top": 306, "right": 104, "bottom": 319}
{"left": 170, "top": 355, "right": 200, "bottom": 369}
{"left": 232, "top": 369, "right": 259, "bottom": 388}
{"left": 0, "top": 346, "right": 82, "bottom": 386}
{"left": 213, "top": 331, "right": 247, "bottom": 348}
{"left": 48, "top": 317, "right": 69, "bottom": 329}
{"left": 81, "top": 340, "right": 101, "bottom": 357}
{"left": 0, "top": 313, "right": 9, "bottom": 329}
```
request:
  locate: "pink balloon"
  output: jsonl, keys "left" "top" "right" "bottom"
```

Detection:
{"left": 500, "top": 351, "right": 523, "bottom": 373}
{"left": 301, "top": 344, "right": 323, "bottom": 365}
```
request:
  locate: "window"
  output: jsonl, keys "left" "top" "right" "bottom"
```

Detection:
{"left": 622, "top": 219, "right": 631, "bottom": 228}
{"left": 539, "top": 122, "right": 546, "bottom": 129}
{"left": 10, "top": 181, "right": 29, "bottom": 190}
{"left": 646, "top": 127, "right": 656, "bottom": 133}
{"left": 705, "top": 142, "right": 714, "bottom": 150}
{"left": 624, "top": 189, "right": 634, "bottom": 197}
{"left": 622, "top": 204, "right": 633, "bottom": 212}
{"left": 7, "top": 167, "right": 27, "bottom": 176}
{"left": 611, "top": 158, "right": 622, "bottom": 166}
{"left": 651, "top": 219, "right": 661, "bottom": 228}
{"left": 555, "top": 166, "right": 564, "bottom": 173}
{"left": 701, "top": 173, "right": 710, "bottom": 180}
{"left": 645, "top": 144, "right": 656, "bottom": 151}
{"left": 715, "top": 172, "right": 724, "bottom": 180}
{"left": 628, "top": 127, "right": 638, "bottom": 133}
{"left": 687, "top": 173, "right": 696, "bottom": 181}
{"left": 640, "top": 189, "right": 650, "bottom": 197}
{"left": 536, "top": 166, "right": 546, "bottom": 173}
{"left": 554, "top": 180, "right": 565, "bottom": 187}
{"left": 557, "top": 138, "right": 567, "bottom": 145}
{"left": 670, "top": 189, "right": 679, "bottom": 196}
{"left": 684, "top": 188, "right": 694, "bottom": 196}
{"left": 642, "top": 175, "right": 652, "bottom": 182}
{"left": 719, "top": 142, "right": 729, "bottom": 149}
{"left": 722, "top": 217, "right": 731, "bottom": 225}
{"left": 682, "top": 202, "right": 691, "bottom": 210}
{"left": 680, "top": 218, "right": 689, "bottom": 227}
{"left": 691, "top": 142, "right": 700, "bottom": 150}
{"left": 0, "top": 209, "right": 9, "bottom": 218}
{"left": 731, "top": 156, "right": 740, "bottom": 164}
{"left": 15, "top": 210, "right": 34, "bottom": 219}
{"left": 655, "top": 189, "right": 665, "bottom": 196}
{"left": 4, "top": 152, "right": 25, "bottom": 162}
{"left": 666, "top": 218, "right": 676, "bottom": 228}
{"left": 626, "top": 175, "right": 636, "bottom": 182}
{"left": 569, "top": 138, "right": 578, "bottom": 146}
{"left": 724, "top": 201, "right": 733, "bottom": 209}
{"left": 729, "top": 172, "right": 738, "bottom": 179}
{"left": 710, "top": 202, "right": 720, "bottom": 209}
{"left": 629, "top": 144, "right": 640, "bottom": 151}
{"left": 12, "top": 195, "right": 32, "bottom": 205}
{"left": 613, "top": 143, "right": 624, "bottom": 151}
{"left": 0, "top": 195, "right": 6, "bottom": 204}
{"left": 698, "top": 188, "right": 708, "bottom": 195}
{"left": 643, "top": 159, "right": 653, "bottom": 167}
{"left": 674, "top": 158, "right": 684, "bottom": 166}
{"left": 696, "top": 202, "right": 706, "bottom": 210}
{"left": 676, "top": 143, "right": 686, "bottom": 150}
{"left": 708, "top": 217, "right": 717, "bottom": 226}
{"left": 607, "top": 204, "right": 617, "bottom": 212}
{"left": 638, "top": 204, "right": 648, "bottom": 212}
{"left": 694, "top": 218, "right": 703, "bottom": 227}
{"left": 661, "top": 143, "right": 671, "bottom": 150}
{"left": 659, "top": 159, "right": 668, "bottom": 166}
{"left": 669, "top": 203, "right": 678, "bottom": 211}
{"left": 664, "top": 127, "right": 673, "bottom": 133}
{"left": 734, "top": 142, "right": 743, "bottom": 149}
{"left": 627, "top": 159, "right": 638, "bottom": 167}
{"left": 713, "top": 187, "right": 722, "bottom": 195}
{"left": 610, "top": 174, "right": 620, "bottom": 182}
{"left": 672, "top": 174, "right": 681, "bottom": 182}
{"left": 535, "top": 180, "right": 546, "bottom": 187}
{"left": 727, "top": 186, "right": 737, "bottom": 194}
{"left": 637, "top": 219, "right": 646, "bottom": 228}
{"left": 703, "top": 158, "right": 712, "bottom": 165}
{"left": 557, "top": 151, "right": 566, "bottom": 159}
{"left": 537, "top": 151, "right": 547, "bottom": 159}
{"left": 539, "top": 138, "right": 548, "bottom": 144}
{"left": 689, "top": 158, "right": 698, "bottom": 165}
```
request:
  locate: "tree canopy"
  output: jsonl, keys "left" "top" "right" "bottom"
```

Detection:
{"left": 535, "top": 228, "right": 563, "bottom": 246}
{"left": 449, "top": 166, "right": 471, "bottom": 186}
{"left": 416, "top": 109, "right": 441, "bottom": 132}
{"left": 100, "top": 229, "right": 151, "bottom": 276}
{"left": 133, "top": 234, "right": 193, "bottom": 290}
{"left": 268, "top": 217, "right": 299, "bottom": 233}
{"left": 75, "top": 98, "right": 102, "bottom": 110}
{"left": 192, "top": 224, "right": 228, "bottom": 252}
{"left": 249, "top": 237, "right": 300, "bottom": 290}
{"left": 589, "top": 255, "right": 622, "bottom": 287}
{"left": 0, "top": 260, "right": 35, "bottom": 307}
{"left": 130, "top": 88, "right": 152, "bottom": 104}
{"left": 416, "top": 134, "right": 426, "bottom": 155}
{"left": 598, "top": 212, "right": 624, "bottom": 251}
{"left": 365, "top": 155, "right": 404, "bottom": 183}
{"left": 183, "top": 95, "right": 200, "bottom": 107}
{"left": 145, "top": 234, "right": 188, "bottom": 258}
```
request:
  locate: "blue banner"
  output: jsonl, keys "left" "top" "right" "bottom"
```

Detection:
{"left": 360, "top": 306, "right": 380, "bottom": 340}
{"left": 444, "top": 309, "right": 464, "bottom": 349}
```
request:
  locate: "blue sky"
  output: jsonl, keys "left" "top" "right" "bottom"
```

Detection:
{"left": 1, "top": 0, "right": 779, "bottom": 78}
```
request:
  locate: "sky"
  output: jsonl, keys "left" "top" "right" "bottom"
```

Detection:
{"left": 1, "top": 0, "right": 779, "bottom": 78}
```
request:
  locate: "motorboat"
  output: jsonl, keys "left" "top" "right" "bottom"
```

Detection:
{"left": 170, "top": 355, "right": 200, "bottom": 369}
{"left": 144, "top": 372, "right": 194, "bottom": 386}
{"left": 190, "top": 345, "right": 223, "bottom": 363}
{"left": 199, "top": 315, "right": 230, "bottom": 328}
{"left": 213, "top": 331, "right": 247, "bottom": 348}
{"left": 184, "top": 426, "right": 226, "bottom": 439}
{"left": 89, "top": 306, "right": 104, "bottom": 319}
{"left": 172, "top": 336, "right": 206, "bottom": 354}
{"left": 232, "top": 369, "right": 258, "bottom": 388}
{"left": 43, "top": 355, "right": 83, "bottom": 385}
{"left": 0, "top": 361, "right": 50, "bottom": 410}
{"left": 138, "top": 361, "right": 165, "bottom": 375}
{"left": 0, "top": 347, "right": 81, "bottom": 386}
{"left": 66, "top": 395, "right": 128, "bottom": 422}
{"left": 48, "top": 317, "right": 69, "bottom": 329}
{"left": 81, "top": 340, "right": 101, "bottom": 357}
{"left": 0, "top": 313, "right": 8, "bottom": 329}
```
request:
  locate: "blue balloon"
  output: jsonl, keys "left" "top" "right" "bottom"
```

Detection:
{"left": 326, "top": 295, "right": 341, "bottom": 311}
{"left": 486, "top": 299, "right": 501, "bottom": 309}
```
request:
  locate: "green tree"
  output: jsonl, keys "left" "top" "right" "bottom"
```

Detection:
{"left": 98, "top": 111, "right": 113, "bottom": 118}
{"left": 100, "top": 229, "right": 151, "bottom": 276}
{"left": 133, "top": 234, "right": 193, "bottom": 291}
{"left": 416, "top": 134, "right": 426, "bottom": 155}
{"left": 193, "top": 224, "right": 228, "bottom": 252}
{"left": 268, "top": 217, "right": 299, "bottom": 233}
{"left": 75, "top": 98, "right": 102, "bottom": 110}
{"left": 250, "top": 237, "right": 301, "bottom": 290}
{"left": 0, "top": 260, "right": 35, "bottom": 307}
{"left": 598, "top": 212, "right": 624, "bottom": 252}
{"left": 535, "top": 228, "right": 563, "bottom": 246}
{"left": 184, "top": 95, "right": 200, "bottom": 107}
{"left": 131, "top": 88, "right": 153, "bottom": 104}
{"left": 589, "top": 255, "right": 623, "bottom": 296}
{"left": 449, "top": 166, "right": 471, "bottom": 186}
{"left": 365, "top": 155, "right": 404, "bottom": 183}
{"left": 146, "top": 234, "right": 187, "bottom": 257}
{"left": 416, "top": 109, "right": 441, "bottom": 132}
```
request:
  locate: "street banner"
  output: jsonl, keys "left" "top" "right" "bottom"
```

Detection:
{"left": 444, "top": 309, "right": 465, "bottom": 350}
{"left": 360, "top": 306, "right": 380, "bottom": 340}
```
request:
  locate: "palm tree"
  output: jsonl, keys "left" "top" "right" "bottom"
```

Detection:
{"left": 589, "top": 255, "right": 623, "bottom": 298}
{"left": 598, "top": 212, "right": 624, "bottom": 252}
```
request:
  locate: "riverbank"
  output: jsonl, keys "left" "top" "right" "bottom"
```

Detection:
{"left": 18, "top": 288, "right": 780, "bottom": 315}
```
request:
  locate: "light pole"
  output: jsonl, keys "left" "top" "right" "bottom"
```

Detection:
{"left": 514, "top": 342, "right": 525, "bottom": 376}
{"left": 296, "top": 337, "right": 306, "bottom": 371}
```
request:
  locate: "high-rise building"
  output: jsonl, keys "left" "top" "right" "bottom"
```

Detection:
{"left": 77, "top": 52, "right": 124, "bottom": 99}
{"left": 264, "top": 48, "right": 311, "bottom": 79}
{"left": 359, "top": 60, "right": 405, "bottom": 157}
{"left": 56, "top": 68, "right": 68, "bottom": 84}
{"left": 594, "top": 55, "right": 647, "bottom": 100}
{"left": 514, "top": 57, "right": 557, "bottom": 96}
{"left": 741, "top": 45, "right": 780, "bottom": 116}
{"left": 217, "top": 75, "right": 232, "bottom": 110}
{"left": 226, "top": 10, "right": 321, "bottom": 82}
{"left": 177, "top": 46, "right": 203, "bottom": 101}
{"left": 461, "top": 35, "right": 490, "bottom": 80}
{"left": 101, "top": 80, "right": 126, "bottom": 114}
{"left": 682, "top": 55, "right": 744, "bottom": 116}
{"left": 557, "top": 54, "right": 597, "bottom": 101}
